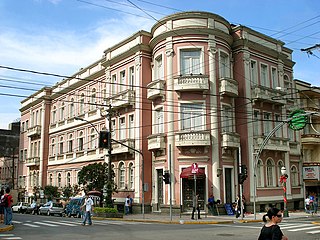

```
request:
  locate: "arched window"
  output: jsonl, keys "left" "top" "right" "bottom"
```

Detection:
{"left": 119, "top": 162, "right": 125, "bottom": 189}
{"left": 78, "top": 131, "right": 84, "bottom": 151}
{"left": 128, "top": 162, "right": 134, "bottom": 189}
{"left": 291, "top": 165, "right": 299, "bottom": 186}
{"left": 69, "top": 98, "right": 75, "bottom": 118}
{"left": 60, "top": 102, "right": 65, "bottom": 121}
{"left": 266, "top": 159, "right": 275, "bottom": 187}
{"left": 52, "top": 106, "right": 57, "bottom": 124}
{"left": 90, "top": 88, "right": 96, "bottom": 111}
{"left": 51, "top": 139, "right": 55, "bottom": 156}
{"left": 59, "top": 136, "right": 64, "bottom": 155}
{"left": 90, "top": 128, "right": 96, "bottom": 149}
{"left": 68, "top": 134, "right": 73, "bottom": 152}
{"left": 67, "top": 172, "right": 71, "bottom": 187}
{"left": 49, "top": 174, "right": 53, "bottom": 185}
{"left": 80, "top": 93, "right": 85, "bottom": 114}
{"left": 257, "top": 159, "right": 263, "bottom": 187}
{"left": 58, "top": 173, "right": 62, "bottom": 187}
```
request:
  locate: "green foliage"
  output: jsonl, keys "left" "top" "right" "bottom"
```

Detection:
{"left": 44, "top": 185, "right": 60, "bottom": 200}
{"left": 94, "top": 207, "right": 118, "bottom": 213}
{"left": 62, "top": 185, "right": 82, "bottom": 199}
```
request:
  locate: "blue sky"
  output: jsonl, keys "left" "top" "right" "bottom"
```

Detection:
{"left": 0, "top": 0, "right": 319, "bottom": 129}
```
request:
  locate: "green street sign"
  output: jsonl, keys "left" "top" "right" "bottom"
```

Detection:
{"left": 288, "top": 109, "right": 308, "bottom": 131}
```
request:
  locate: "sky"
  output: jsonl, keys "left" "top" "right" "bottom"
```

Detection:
{"left": 0, "top": 0, "right": 319, "bottom": 129}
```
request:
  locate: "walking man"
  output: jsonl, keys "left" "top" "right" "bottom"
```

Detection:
{"left": 191, "top": 193, "right": 201, "bottom": 220}
{"left": 81, "top": 193, "right": 94, "bottom": 226}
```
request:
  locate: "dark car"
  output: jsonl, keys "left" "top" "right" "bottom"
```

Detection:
{"left": 65, "top": 197, "right": 84, "bottom": 218}
{"left": 25, "top": 203, "right": 42, "bottom": 215}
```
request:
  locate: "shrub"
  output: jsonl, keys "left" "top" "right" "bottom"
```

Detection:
{"left": 94, "top": 207, "right": 118, "bottom": 213}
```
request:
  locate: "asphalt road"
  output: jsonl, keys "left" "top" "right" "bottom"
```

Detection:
{"left": 3, "top": 213, "right": 320, "bottom": 240}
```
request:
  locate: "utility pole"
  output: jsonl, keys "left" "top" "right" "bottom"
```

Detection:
{"left": 301, "top": 44, "right": 320, "bottom": 56}
{"left": 107, "top": 104, "right": 113, "bottom": 207}
{"left": 12, "top": 147, "right": 15, "bottom": 189}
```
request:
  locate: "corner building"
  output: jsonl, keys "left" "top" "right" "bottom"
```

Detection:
{"left": 19, "top": 11, "right": 303, "bottom": 213}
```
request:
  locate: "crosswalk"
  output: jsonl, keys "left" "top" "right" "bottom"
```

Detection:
{"left": 280, "top": 222, "right": 320, "bottom": 234}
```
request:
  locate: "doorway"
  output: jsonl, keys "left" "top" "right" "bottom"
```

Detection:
{"left": 181, "top": 177, "right": 205, "bottom": 211}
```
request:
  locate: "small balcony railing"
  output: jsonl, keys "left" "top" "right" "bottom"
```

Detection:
{"left": 147, "top": 133, "right": 166, "bottom": 150}
{"left": 301, "top": 134, "right": 320, "bottom": 144}
{"left": 175, "top": 130, "right": 211, "bottom": 147}
{"left": 174, "top": 75, "right": 209, "bottom": 92}
{"left": 112, "top": 139, "right": 135, "bottom": 154}
{"left": 219, "top": 77, "right": 238, "bottom": 97}
{"left": 221, "top": 132, "right": 240, "bottom": 148}
{"left": 26, "top": 157, "right": 40, "bottom": 167}
{"left": 147, "top": 79, "right": 165, "bottom": 100}
{"left": 251, "top": 85, "right": 286, "bottom": 105}
{"left": 107, "top": 89, "right": 135, "bottom": 109}
{"left": 27, "top": 125, "right": 41, "bottom": 138}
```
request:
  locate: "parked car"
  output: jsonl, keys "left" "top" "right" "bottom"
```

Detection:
{"left": 12, "top": 202, "right": 29, "bottom": 213}
{"left": 39, "top": 202, "right": 64, "bottom": 216}
{"left": 65, "top": 197, "right": 84, "bottom": 218}
{"left": 66, "top": 197, "right": 84, "bottom": 218}
{"left": 25, "top": 202, "right": 42, "bottom": 215}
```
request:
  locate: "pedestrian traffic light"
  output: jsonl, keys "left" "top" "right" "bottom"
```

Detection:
{"left": 99, "top": 131, "right": 111, "bottom": 149}
{"left": 241, "top": 165, "right": 248, "bottom": 178}
{"left": 238, "top": 173, "right": 246, "bottom": 184}
{"left": 163, "top": 171, "right": 170, "bottom": 184}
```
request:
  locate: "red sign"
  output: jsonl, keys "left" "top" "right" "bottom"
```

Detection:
{"left": 191, "top": 163, "right": 199, "bottom": 174}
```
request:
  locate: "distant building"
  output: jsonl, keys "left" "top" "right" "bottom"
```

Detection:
{"left": 19, "top": 11, "right": 310, "bottom": 213}
{"left": 0, "top": 121, "right": 20, "bottom": 189}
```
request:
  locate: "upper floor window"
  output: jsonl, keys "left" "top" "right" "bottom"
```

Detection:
{"left": 59, "top": 137, "right": 64, "bottom": 155}
{"left": 129, "top": 162, "right": 134, "bottom": 190}
{"left": 119, "top": 117, "right": 126, "bottom": 140}
{"left": 271, "top": 67, "right": 278, "bottom": 88}
{"left": 111, "top": 74, "right": 117, "bottom": 95}
{"left": 257, "top": 159, "right": 264, "bottom": 187}
{"left": 253, "top": 110, "right": 261, "bottom": 136}
{"left": 120, "top": 71, "right": 126, "bottom": 92}
{"left": 50, "top": 139, "right": 55, "bottom": 156}
{"left": 78, "top": 132, "right": 84, "bottom": 151}
{"left": 52, "top": 107, "right": 57, "bottom": 124}
{"left": 180, "top": 103, "right": 204, "bottom": 131}
{"left": 69, "top": 98, "right": 75, "bottom": 118}
{"left": 60, "top": 102, "right": 65, "bottom": 121}
{"left": 154, "top": 108, "right": 164, "bottom": 134}
{"left": 154, "top": 55, "right": 164, "bottom": 80}
{"left": 80, "top": 93, "right": 85, "bottom": 115}
{"left": 263, "top": 112, "right": 272, "bottom": 135}
{"left": 90, "top": 128, "right": 96, "bottom": 149}
{"left": 68, "top": 134, "right": 73, "bottom": 152}
{"left": 219, "top": 51, "right": 230, "bottom": 78}
{"left": 129, "top": 115, "right": 134, "bottom": 139}
{"left": 49, "top": 174, "right": 53, "bottom": 185}
{"left": 260, "top": 64, "right": 269, "bottom": 87}
{"left": 129, "top": 66, "right": 135, "bottom": 90}
{"left": 119, "top": 162, "right": 125, "bottom": 189}
{"left": 291, "top": 165, "right": 299, "bottom": 186}
{"left": 58, "top": 173, "right": 61, "bottom": 187}
{"left": 111, "top": 119, "right": 116, "bottom": 138}
{"left": 180, "top": 49, "right": 202, "bottom": 75}
{"left": 90, "top": 88, "right": 96, "bottom": 111}
{"left": 250, "top": 60, "right": 258, "bottom": 85}
{"left": 221, "top": 105, "right": 233, "bottom": 132}
{"left": 66, "top": 172, "right": 71, "bottom": 187}
{"left": 275, "top": 114, "right": 282, "bottom": 137}
{"left": 266, "top": 159, "right": 275, "bottom": 187}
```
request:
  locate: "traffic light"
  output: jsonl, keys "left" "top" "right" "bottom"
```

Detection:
{"left": 238, "top": 173, "right": 246, "bottom": 184}
{"left": 163, "top": 171, "right": 170, "bottom": 184}
{"left": 239, "top": 165, "right": 248, "bottom": 184}
{"left": 99, "top": 131, "right": 111, "bottom": 149}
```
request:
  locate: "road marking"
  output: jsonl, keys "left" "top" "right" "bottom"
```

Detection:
{"left": 23, "top": 223, "right": 40, "bottom": 228}
{"left": 280, "top": 223, "right": 311, "bottom": 229}
{"left": 0, "top": 234, "right": 14, "bottom": 237}
{"left": 2, "top": 237, "right": 22, "bottom": 239}
{"left": 307, "top": 229, "right": 320, "bottom": 234}
{"left": 12, "top": 221, "right": 22, "bottom": 224}
{"left": 289, "top": 226, "right": 320, "bottom": 231}
{"left": 34, "top": 221, "right": 58, "bottom": 227}
{"left": 43, "top": 220, "right": 77, "bottom": 226}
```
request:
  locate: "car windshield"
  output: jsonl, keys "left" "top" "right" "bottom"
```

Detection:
{"left": 52, "top": 203, "right": 63, "bottom": 208}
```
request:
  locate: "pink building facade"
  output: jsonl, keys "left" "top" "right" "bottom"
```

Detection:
{"left": 19, "top": 11, "right": 305, "bottom": 213}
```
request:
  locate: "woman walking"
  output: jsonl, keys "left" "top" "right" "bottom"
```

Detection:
{"left": 258, "top": 207, "right": 288, "bottom": 240}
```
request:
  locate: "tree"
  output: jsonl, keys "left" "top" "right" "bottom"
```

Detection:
{"left": 44, "top": 185, "right": 60, "bottom": 201}
{"left": 78, "top": 162, "right": 116, "bottom": 207}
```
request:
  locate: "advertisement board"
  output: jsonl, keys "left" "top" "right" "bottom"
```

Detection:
{"left": 303, "top": 166, "right": 320, "bottom": 180}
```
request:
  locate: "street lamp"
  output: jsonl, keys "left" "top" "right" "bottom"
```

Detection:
{"left": 280, "top": 166, "right": 289, "bottom": 218}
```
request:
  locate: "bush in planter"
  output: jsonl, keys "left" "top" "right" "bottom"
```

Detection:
{"left": 93, "top": 207, "right": 123, "bottom": 218}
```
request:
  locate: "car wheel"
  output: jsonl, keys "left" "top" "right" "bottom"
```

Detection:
{"left": 18, "top": 208, "right": 21, "bottom": 213}
{"left": 67, "top": 212, "right": 71, "bottom": 217}
{"left": 47, "top": 211, "right": 51, "bottom": 216}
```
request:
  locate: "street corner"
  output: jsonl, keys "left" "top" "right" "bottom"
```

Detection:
{"left": 0, "top": 225, "right": 14, "bottom": 232}
{"left": 237, "top": 219, "right": 263, "bottom": 223}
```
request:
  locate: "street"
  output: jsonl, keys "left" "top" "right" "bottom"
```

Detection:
{"left": 3, "top": 213, "right": 320, "bottom": 240}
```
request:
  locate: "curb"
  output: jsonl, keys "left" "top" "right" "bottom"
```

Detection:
{"left": 0, "top": 225, "right": 14, "bottom": 232}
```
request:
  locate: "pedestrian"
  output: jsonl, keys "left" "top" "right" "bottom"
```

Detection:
{"left": 129, "top": 195, "right": 133, "bottom": 214}
{"left": 81, "top": 193, "right": 94, "bottom": 226}
{"left": 125, "top": 195, "right": 130, "bottom": 215}
{"left": 208, "top": 194, "right": 215, "bottom": 215}
{"left": 258, "top": 207, "right": 288, "bottom": 240}
{"left": 191, "top": 193, "right": 201, "bottom": 220}
{"left": 3, "top": 187, "right": 13, "bottom": 225}
{"left": 0, "top": 188, "right": 4, "bottom": 224}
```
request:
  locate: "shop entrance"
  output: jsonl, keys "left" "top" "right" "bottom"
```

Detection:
{"left": 181, "top": 177, "right": 205, "bottom": 211}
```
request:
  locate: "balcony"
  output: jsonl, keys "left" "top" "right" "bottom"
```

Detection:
{"left": 27, "top": 125, "right": 41, "bottom": 138}
{"left": 112, "top": 139, "right": 135, "bottom": 154}
{"left": 108, "top": 89, "right": 135, "bottom": 109}
{"left": 174, "top": 75, "right": 209, "bottom": 92}
{"left": 253, "top": 136, "right": 290, "bottom": 152}
{"left": 221, "top": 132, "right": 240, "bottom": 148}
{"left": 301, "top": 134, "right": 320, "bottom": 145}
{"left": 25, "top": 157, "right": 40, "bottom": 167}
{"left": 147, "top": 133, "right": 166, "bottom": 150}
{"left": 219, "top": 77, "right": 238, "bottom": 97}
{"left": 147, "top": 79, "right": 165, "bottom": 100}
{"left": 251, "top": 85, "right": 286, "bottom": 105}
{"left": 175, "top": 130, "right": 211, "bottom": 147}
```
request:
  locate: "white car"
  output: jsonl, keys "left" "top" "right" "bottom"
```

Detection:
{"left": 12, "top": 202, "right": 29, "bottom": 213}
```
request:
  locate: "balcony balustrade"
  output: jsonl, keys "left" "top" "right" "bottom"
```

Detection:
{"left": 147, "top": 133, "right": 166, "bottom": 150}
{"left": 27, "top": 125, "right": 41, "bottom": 137}
{"left": 175, "top": 130, "right": 211, "bottom": 147}
{"left": 254, "top": 136, "right": 290, "bottom": 151}
{"left": 219, "top": 77, "right": 239, "bottom": 97}
{"left": 112, "top": 139, "right": 135, "bottom": 154}
{"left": 221, "top": 132, "right": 240, "bottom": 148}
{"left": 108, "top": 89, "right": 135, "bottom": 109}
{"left": 26, "top": 157, "right": 40, "bottom": 167}
{"left": 174, "top": 75, "right": 209, "bottom": 92}
{"left": 147, "top": 79, "right": 165, "bottom": 100}
{"left": 301, "top": 134, "right": 320, "bottom": 144}
{"left": 252, "top": 85, "right": 286, "bottom": 105}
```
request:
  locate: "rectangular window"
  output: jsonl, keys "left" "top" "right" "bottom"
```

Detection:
{"left": 129, "top": 66, "right": 134, "bottom": 90}
{"left": 129, "top": 115, "right": 134, "bottom": 139}
{"left": 181, "top": 103, "right": 204, "bottom": 131}
{"left": 263, "top": 112, "right": 271, "bottom": 135}
{"left": 275, "top": 114, "right": 281, "bottom": 137}
{"left": 119, "top": 117, "right": 126, "bottom": 140}
{"left": 24, "top": 149, "right": 27, "bottom": 161}
{"left": 253, "top": 110, "right": 260, "bottom": 136}
{"left": 221, "top": 105, "right": 233, "bottom": 132}
{"left": 78, "top": 138, "right": 84, "bottom": 151}
{"left": 111, "top": 120, "right": 116, "bottom": 138}
{"left": 180, "top": 49, "right": 201, "bottom": 75}
{"left": 260, "top": 64, "right": 269, "bottom": 87}
{"left": 271, "top": 67, "right": 278, "bottom": 88}
{"left": 120, "top": 70, "right": 126, "bottom": 92}
{"left": 155, "top": 108, "right": 164, "bottom": 134}
{"left": 68, "top": 140, "right": 73, "bottom": 152}
{"left": 111, "top": 74, "right": 117, "bottom": 95}
{"left": 154, "top": 55, "right": 164, "bottom": 80}
{"left": 219, "top": 52, "right": 230, "bottom": 78}
{"left": 250, "top": 61, "right": 258, "bottom": 85}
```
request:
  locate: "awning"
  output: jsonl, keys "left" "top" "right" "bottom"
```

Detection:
{"left": 180, "top": 166, "right": 206, "bottom": 179}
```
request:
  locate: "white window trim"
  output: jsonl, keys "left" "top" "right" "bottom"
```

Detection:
{"left": 177, "top": 46, "right": 205, "bottom": 75}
